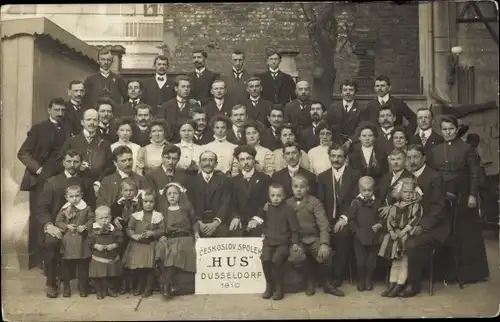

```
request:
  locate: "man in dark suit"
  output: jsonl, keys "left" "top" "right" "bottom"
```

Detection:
{"left": 284, "top": 80, "right": 312, "bottom": 130}
{"left": 37, "top": 149, "right": 96, "bottom": 298}
{"left": 362, "top": 75, "right": 417, "bottom": 135}
{"left": 157, "top": 75, "right": 200, "bottom": 138}
{"left": 96, "top": 146, "right": 150, "bottom": 207}
{"left": 192, "top": 108, "right": 214, "bottom": 145}
{"left": 299, "top": 100, "right": 327, "bottom": 152}
{"left": 141, "top": 55, "right": 176, "bottom": 112}
{"left": 398, "top": 144, "right": 447, "bottom": 297}
{"left": 260, "top": 105, "right": 285, "bottom": 151}
{"left": 226, "top": 104, "right": 248, "bottom": 146}
{"left": 228, "top": 145, "right": 272, "bottom": 237}
{"left": 222, "top": 49, "right": 251, "bottom": 103}
{"left": 83, "top": 47, "right": 127, "bottom": 109}
{"left": 409, "top": 107, "right": 444, "bottom": 155}
{"left": 272, "top": 142, "right": 316, "bottom": 197}
{"left": 188, "top": 151, "right": 231, "bottom": 237}
{"left": 65, "top": 80, "right": 86, "bottom": 136}
{"left": 186, "top": 49, "right": 219, "bottom": 104}
{"left": 317, "top": 143, "right": 361, "bottom": 288}
{"left": 259, "top": 49, "right": 297, "bottom": 105}
{"left": 17, "top": 97, "right": 72, "bottom": 268}
{"left": 202, "top": 79, "right": 235, "bottom": 120}
{"left": 96, "top": 97, "right": 118, "bottom": 143}
{"left": 131, "top": 104, "right": 153, "bottom": 147}
{"left": 239, "top": 76, "right": 273, "bottom": 127}
{"left": 328, "top": 80, "right": 365, "bottom": 143}
{"left": 377, "top": 148, "right": 414, "bottom": 205}
{"left": 376, "top": 105, "right": 397, "bottom": 155}
{"left": 114, "top": 80, "right": 143, "bottom": 119}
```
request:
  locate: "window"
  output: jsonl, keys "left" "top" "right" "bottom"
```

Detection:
{"left": 144, "top": 4, "right": 162, "bottom": 16}
{"left": 105, "top": 4, "right": 136, "bottom": 16}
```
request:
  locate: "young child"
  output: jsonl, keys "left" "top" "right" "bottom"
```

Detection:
{"left": 110, "top": 178, "right": 142, "bottom": 294}
{"left": 155, "top": 182, "right": 198, "bottom": 299}
{"left": 346, "top": 176, "right": 384, "bottom": 292}
{"left": 250, "top": 183, "right": 300, "bottom": 301}
{"left": 378, "top": 177, "right": 424, "bottom": 297}
{"left": 123, "top": 189, "right": 165, "bottom": 297}
{"left": 55, "top": 185, "right": 95, "bottom": 298}
{"left": 285, "top": 175, "right": 345, "bottom": 297}
{"left": 88, "top": 206, "right": 124, "bottom": 300}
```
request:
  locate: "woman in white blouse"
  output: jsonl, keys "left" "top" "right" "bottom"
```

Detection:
{"left": 110, "top": 117, "right": 141, "bottom": 172}
{"left": 231, "top": 121, "right": 275, "bottom": 177}
{"left": 135, "top": 118, "right": 170, "bottom": 176}
{"left": 307, "top": 121, "right": 338, "bottom": 175}
{"left": 272, "top": 123, "right": 310, "bottom": 172}
{"left": 174, "top": 120, "right": 204, "bottom": 173}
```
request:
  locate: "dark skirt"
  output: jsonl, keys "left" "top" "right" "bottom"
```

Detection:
{"left": 155, "top": 237, "right": 196, "bottom": 273}
{"left": 123, "top": 240, "right": 157, "bottom": 269}
{"left": 89, "top": 256, "right": 123, "bottom": 278}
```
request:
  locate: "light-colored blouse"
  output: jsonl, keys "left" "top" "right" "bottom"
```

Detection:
{"left": 308, "top": 145, "right": 331, "bottom": 175}
{"left": 202, "top": 138, "right": 237, "bottom": 174}
{"left": 136, "top": 141, "right": 167, "bottom": 175}
{"left": 175, "top": 141, "right": 204, "bottom": 170}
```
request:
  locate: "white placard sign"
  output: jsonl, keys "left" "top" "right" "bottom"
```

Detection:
{"left": 195, "top": 237, "right": 265, "bottom": 295}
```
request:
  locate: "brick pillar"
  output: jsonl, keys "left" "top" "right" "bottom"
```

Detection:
{"left": 279, "top": 51, "right": 300, "bottom": 82}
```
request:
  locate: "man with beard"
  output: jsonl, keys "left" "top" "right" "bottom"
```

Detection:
{"left": 327, "top": 80, "right": 365, "bottom": 143}
{"left": 223, "top": 50, "right": 251, "bottom": 103}
{"left": 158, "top": 75, "right": 200, "bottom": 139}
{"left": 308, "top": 121, "right": 339, "bottom": 175}
{"left": 188, "top": 151, "right": 231, "bottom": 237}
{"left": 191, "top": 108, "right": 213, "bottom": 145}
{"left": 18, "top": 97, "right": 72, "bottom": 268}
{"left": 317, "top": 144, "right": 361, "bottom": 290}
{"left": 114, "top": 80, "right": 144, "bottom": 119}
{"left": 131, "top": 104, "right": 153, "bottom": 147}
{"left": 59, "top": 109, "right": 114, "bottom": 193}
{"left": 377, "top": 148, "right": 414, "bottom": 206}
{"left": 377, "top": 106, "right": 397, "bottom": 155}
{"left": 259, "top": 49, "right": 297, "bottom": 105}
{"left": 226, "top": 104, "right": 248, "bottom": 146}
{"left": 260, "top": 105, "right": 285, "bottom": 151}
{"left": 239, "top": 76, "right": 273, "bottom": 127}
{"left": 96, "top": 146, "right": 149, "bottom": 207}
{"left": 186, "top": 49, "right": 219, "bottom": 104}
{"left": 228, "top": 145, "right": 272, "bottom": 237}
{"left": 37, "top": 149, "right": 96, "bottom": 298}
{"left": 65, "top": 80, "right": 86, "bottom": 136}
{"left": 141, "top": 55, "right": 176, "bottom": 111}
{"left": 83, "top": 47, "right": 127, "bottom": 109}
{"left": 409, "top": 108, "right": 444, "bottom": 155}
{"left": 362, "top": 75, "right": 416, "bottom": 135}
{"left": 202, "top": 79, "right": 235, "bottom": 120}
{"left": 272, "top": 142, "right": 317, "bottom": 198}
{"left": 299, "top": 101, "right": 328, "bottom": 152}
{"left": 284, "top": 80, "right": 312, "bottom": 130}
{"left": 203, "top": 115, "right": 237, "bottom": 175}
{"left": 96, "top": 98, "right": 118, "bottom": 143}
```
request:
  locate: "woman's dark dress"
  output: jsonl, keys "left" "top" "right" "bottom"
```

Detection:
{"left": 429, "top": 138, "right": 489, "bottom": 283}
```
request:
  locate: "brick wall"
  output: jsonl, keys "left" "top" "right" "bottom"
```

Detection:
{"left": 163, "top": 2, "right": 420, "bottom": 94}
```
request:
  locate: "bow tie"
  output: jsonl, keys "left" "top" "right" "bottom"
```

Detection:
{"left": 359, "top": 197, "right": 375, "bottom": 207}
{"left": 157, "top": 76, "right": 165, "bottom": 81}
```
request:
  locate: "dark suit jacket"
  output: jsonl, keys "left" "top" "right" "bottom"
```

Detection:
{"left": 202, "top": 97, "right": 235, "bottom": 121}
{"left": 284, "top": 99, "right": 311, "bottom": 130}
{"left": 98, "top": 121, "right": 119, "bottom": 143}
{"left": 348, "top": 143, "right": 389, "bottom": 182}
{"left": 226, "top": 127, "right": 246, "bottom": 146}
{"left": 239, "top": 97, "right": 272, "bottom": 127}
{"left": 285, "top": 195, "right": 330, "bottom": 245}
{"left": 377, "top": 169, "right": 414, "bottom": 205}
{"left": 229, "top": 171, "right": 272, "bottom": 225}
{"left": 186, "top": 69, "right": 220, "bottom": 103}
{"left": 317, "top": 167, "right": 361, "bottom": 225}
{"left": 131, "top": 125, "right": 151, "bottom": 147}
{"left": 328, "top": 100, "right": 365, "bottom": 141}
{"left": 64, "top": 102, "right": 84, "bottom": 136}
{"left": 157, "top": 99, "right": 200, "bottom": 135}
{"left": 409, "top": 130, "right": 444, "bottom": 156}
{"left": 141, "top": 77, "right": 176, "bottom": 112}
{"left": 415, "top": 166, "right": 448, "bottom": 243}
{"left": 193, "top": 128, "right": 214, "bottom": 145}
{"left": 272, "top": 167, "right": 317, "bottom": 198}
{"left": 96, "top": 172, "right": 150, "bottom": 207}
{"left": 378, "top": 128, "right": 395, "bottom": 155}
{"left": 258, "top": 70, "right": 297, "bottom": 105}
{"left": 114, "top": 100, "right": 143, "bottom": 119}
{"left": 347, "top": 198, "right": 383, "bottom": 245}
{"left": 83, "top": 72, "right": 127, "bottom": 108}
{"left": 187, "top": 171, "right": 231, "bottom": 224}
{"left": 362, "top": 96, "right": 417, "bottom": 136}
{"left": 146, "top": 167, "right": 191, "bottom": 211}
{"left": 222, "top": 69, "right": 251, "bottom": 103}
{"left": 17, "top": 120, "right": 71, "bottom": 190}
{"left": 260, "top": 127, "right": 281, "bottom": 151}
{"left": 299, "top": 126, "right": 319, "bottom": 152}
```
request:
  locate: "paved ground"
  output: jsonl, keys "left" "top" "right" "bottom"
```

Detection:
{"left": 2, "top": 235, "right": 499, "bottom": 321}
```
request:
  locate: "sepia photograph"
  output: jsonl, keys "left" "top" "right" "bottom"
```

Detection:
{"left": 1, "top": 2, "right": 499, "bottom": 320}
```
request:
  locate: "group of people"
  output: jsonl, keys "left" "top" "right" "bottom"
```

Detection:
{"left": 18, "top": 46, "right": 490, "bottom": 302}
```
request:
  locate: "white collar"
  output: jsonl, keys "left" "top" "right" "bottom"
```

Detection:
{"left": 361, "top": 145, "right": 374, "bottom": 151}
{"left": 70, "top": 99, "right": 81, "bottom": 107}
{"left": 343, "top": 99, "right": 354, "bottom": 108}
{"left": 132, "top": 210, "right": 163, "bottom": 224}
{"left": 99, "top": 122, "right": 109, "bottom": 129}
{"left": 202, "top": 171, "right": 214, "bottom": 180}
{"left": 356, "top": 194, "right": 375, "bottom": 201}
{"left": 176, "top": 96, "right": 186, "bottom": 103}
{"left": 250, "top": 96, "right": 260, "bottom": 102}
{"left": 195, "top": 67, "right": 206, "bottom": 74}
{"left": 83, "top": 128, "right": 96, "bottom": 138}
{"left": 62, "top": 199, "right": 87, "bottom": 210}
{"left": 269, "top": 68, "right": 280, "bottom": 73}
{"left": 242, "top": 168, "right": 255, "bottom": 179}
{"left": 118, "top": 169, "right": 130, "bottom": 179}
{"left": 93, "top": 222, "right": 115, "bottom": 231}
{"left": 419, "top": 128, "right": 432, "bottom": 136}
{"left": 233, "top": 67, "right": 243, "bottom": 74}
{"left": 214, "top": 135, "right": 227, "bottom": 142}
{"left": 179, "top": 140, "right": 194, "bottom": 148}
{"left": 287, "top": 164, "right": 300, "bottom": 173}
{"left": 378, "top": 94, "right": 390, "bottom": 103}
{"left": 332, "top": 164, "right": 346, "bottom": 176}
{"left": 49, "top": 117, "right": 59, "bottom": 124}
{"left": 117, "top": 139, "right": 132, "bottom": 146}
{"left": 161, "top": 164, "right": 175, "bottom": 175}
{"left": 233, "top": 125, "right": 241, "bottom": 134}
{"left": 412, "top": 164, "right": 426, "bottom": 178}
{"left": 64, "top": 171, "right": 76, "bottom": 178}
{"left": 168, "top": 205, "right": 180, "bottom": 211}
{"left": 214, "top": 97, "right": 224, "bottom": 104}
{"left": 100, "top": 68, "right": 111, "bottom": 77}
{"left": 393, "top": 169, "right": 404, "bottom": 178}
{"left": 129, "top": 98, "right": 140, "bottom": 103}
{"left": 381, "top": 127, "right": 394, "bottom": 134}
{"left": 156, "top": 73, "right": 167, "bottom": 80}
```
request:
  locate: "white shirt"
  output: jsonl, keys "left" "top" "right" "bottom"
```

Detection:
{"left": 175, "top": 141, "right": 203, "bottom": 170}
{"left": 49, "top": 117, "right": 59, "bottom": 125}
{"left": 201, "top": 170, "right": 213, "bottom": 183}
{"left": 117, "top": 169, "right": 130, "bottom": 179}
{"left": 242, "top": 168, "right": 255, "bottom": 179}
{"left": 111, "top": 140, "right": 141, "bottom": 172}
{"left": 308, "top": 145, "right": 331, "bottom": 175}
{"left": 343, "top": 99, "right": 354, "bottom": 112}
{"left": 287, "top": 164, "right": 300, "bottom": 177}
{"left": 83, "top": 129, "right": 96, "bottom": 143}
{"left": 378, "top": 94, "right": 390, "bottom": 105}
{"left": 195, "top": 67, "right": 206, "bottom": 76}
{"left": 419, "top": 128, "right": 432, "bottom": 138}
{"left": 250, "top": 96, "right": 261, "bottom": 104}
{"left": 64, "top": 171, "right": 75, "bottom": 178}
{"left": 361, "top": 146, "right": 374, "bottom": 165}
{"left": 412, "top": 165, "right": 426, "bottom": 178}
{"left": 232, "top": 125, "right": 242, "bottom": 139}
{"left": 70, "top": 99, "right": 81, "bottom": 110}
{"left": 391, "top": 169, "right": 405, "bottom": 185}
{"left": 136, "top": 124, "right": 148, "bottom": 132}
{"left": 203, "top": 139, "right": 237, "bottom": 174}
{"left": 100, "top": 68, "right": 110, "bottom": 78}
{"left": 269, "top": 68, "right": 279, "bottom": 74}
{"left": 381, "top": 127, "right": 394, "bottom": 139}
{"left": 332, "top": 164, "right": 346, "bottom": 182}
{"left": 214, "top": 98, "right": 224, "bottom": 110}
{"left": 156, "top": 73, "right": 167, "bottom": 88}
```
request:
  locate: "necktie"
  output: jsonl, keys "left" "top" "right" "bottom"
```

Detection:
{"left": 205, "top": 175, "right": 210, "bottom": 183}
{"left": 380, "top": 99, "right": 386, "bottom": 105}
{"left": 130, "top": 100, "right": 138, "bottom": 107}
{"left": 157, "top": 76, "right": 165, "bottom": 82}
{"left": 252, "top": 100, "right": 258, "bottom": 106}
{"left": 178, "top": 101, "right": 185, "bottom": 110}
{"left": 385, "top": 133, "right": 391, "bottom": 140}
{"left": 234, "top": 72, "right": 242, "bottom": 80}
{"left": 236, "top": 131, "right": 242, "bottom": 140}
{"left": 272, "top": 73, "right": 278, "bottom": 79}
{"left": 420, "top": 132, "right": 428, "bottom": 146}
{"left": 74, "top": 104, "right": 81, "bottom": 111}
{"left": 345, "top": 105, "right": 349, "bottom": 112}
{"left": 196, "top": 72, "right": 202, "bottom": 78}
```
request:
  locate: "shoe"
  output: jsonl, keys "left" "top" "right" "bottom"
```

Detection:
{"left": 323, "top": 283, "right": 345, "bottom": 297}
{"left": 96, "top": 293, "right": 104, "bottom": 300}
{"left": 107, "top": 289, "right": 118, "bottom": 297}
{"left": 79, "top": 283, "right": 88, "bottom": 297}
{"left": 133, "top": 283, "right": 144, "bottom": 296}
{"left": 262, "top": 282, "right": 273, "bottom": 299}
{"left": 142, "top": 288, "right": 152, "bottom": 298}
{"left": 271, "top": 265, "right": 284, "bottom": 301}
{"left": 272, "top": 284, "right": 284, "bottom": 301}
{"left": 331, "top": 280, "right": 342, "bottom": 288}
{"left": 305, "top": 277, "right": 316, "bottom": 296}
{"left": 63, "top": 284, "right": 71, "bottom": 298}
{"left": 381, "top": 283, "right": 396, "bottom": 297}
{"left": 365, "top": 271, "right": 373, "bottom": 291}
{"left": 46, "top": 285, "right": 58, "bottom": 299}
{"left": 120, "top": 278, "right": 129, "bottom": 295}
{"left": 399, "top": 285, "right": 420, "bottom": 298}
{"left": 386, "top": 284, "right": 405, "bottom": 298}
